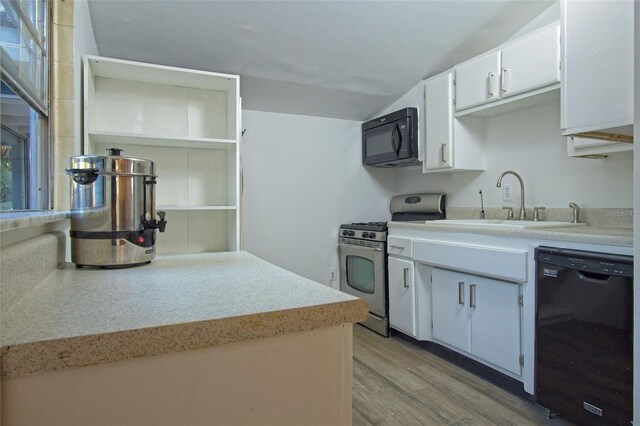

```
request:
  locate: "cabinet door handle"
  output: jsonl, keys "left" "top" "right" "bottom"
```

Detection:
{"left": 500, "top": 68, "right": 508, "bottom": 95}
{"left": 389, "top": 245, "right": 404, "bottom": 250}
{"left": 470, "top": 284, "right": 477, "bottom": 308}
{"left": 458, "top": 281, "right": 465, "bottom": 305}
{"left": 403, "top": 268, "right": 410, "bottom": 288}
{"left": 487, "top": 72, "right": 495, "bottom": 97}
{"left": 441, "top": 143, "right": 447, "bottom": 164}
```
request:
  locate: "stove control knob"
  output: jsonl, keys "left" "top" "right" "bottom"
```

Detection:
{"left": 342, "top": 230, "right": 348, "bottom": 236}
{"left": 348, "top": 230, "right": 355, "bottom": 237}
{"left": 361, "top": 232, "right": 367, "bottom": 238}
{"left": 368, "top": 232, "right": 376, "bottom": 239}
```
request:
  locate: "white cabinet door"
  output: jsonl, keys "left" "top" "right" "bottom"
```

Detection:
{"left": 454, "top": 51, "right": 500, "bottom": 111}
{"left": 388, "top": 257, "right": 416, "bottom": 337}
{"left": 432, "top": 268, "right": 522, "bottom": 375}
{"left": 561, "top": 0, "right": 633, "bottom": 135}
{"left": 470, "top": 276, "right": 521, "bottom": 375}
{"left": 500, "top": 24, "right": 560, "bottom": 99}
{"left": 431, "top": 268, "right": 470, "bottom": 352}
{"left": 424, "top": 72, "right": 453, "bottom": 171}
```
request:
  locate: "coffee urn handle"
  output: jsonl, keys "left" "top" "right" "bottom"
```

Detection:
{"left": 65, "top": 168, "right": 99, "bottom": 185}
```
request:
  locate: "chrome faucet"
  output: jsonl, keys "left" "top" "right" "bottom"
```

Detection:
{"left": 496, "top": 170, "right": 526, "bottom": 220}
{"left": 569, "top": 202, "right": 581, "bottom": 223}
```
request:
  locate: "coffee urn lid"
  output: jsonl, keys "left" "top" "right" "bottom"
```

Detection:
{"left": 69, "top": 147, "right": 155, "bottom": 176}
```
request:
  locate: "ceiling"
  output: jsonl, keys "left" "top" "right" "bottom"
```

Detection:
{"left": 88, "top": 0, "right": 554, "bottom": 121}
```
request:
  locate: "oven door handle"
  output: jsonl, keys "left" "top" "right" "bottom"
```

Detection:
{"left": 339, "top": 243, "right": 382, "bottom": 252}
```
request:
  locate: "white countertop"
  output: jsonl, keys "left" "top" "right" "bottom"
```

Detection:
{"left": 388, "top": 221, "right": 633, "bottom": 247}
{"left": 0, "top": 252, "right": 367, "bottom": 378}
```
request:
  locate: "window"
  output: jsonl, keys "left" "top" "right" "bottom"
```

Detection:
{"left": 0, "top": 0, "right": 49, "bottom": 211}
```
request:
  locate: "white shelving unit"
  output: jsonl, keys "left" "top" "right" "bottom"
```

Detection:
{"left": 83, "top": 55, "right": 241, "bottom": 255}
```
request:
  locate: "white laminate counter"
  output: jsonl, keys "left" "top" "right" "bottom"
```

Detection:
{"left": 388, "top": 221, "right": 632, "bottom": 247}
{"left": 0, "top": 251, "right": 368, "bottom": 378}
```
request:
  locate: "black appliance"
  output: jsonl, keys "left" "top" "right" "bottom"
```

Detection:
{"left": 338, "top": 193, "right": 445, "bottom": 337}
{"left": 535, "top": 246, "right": 633, "bottom": 425}
{"left": 362, "top": 107, "right": 419, "bottom": 167}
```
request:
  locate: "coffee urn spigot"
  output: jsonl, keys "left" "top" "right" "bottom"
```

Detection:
{"left": 142, "top": 211, "right": 167, "bottom": 232}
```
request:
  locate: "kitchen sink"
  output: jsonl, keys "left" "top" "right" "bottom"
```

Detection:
{"left": 431, "top": 219, "right": 587, "bottom": 229}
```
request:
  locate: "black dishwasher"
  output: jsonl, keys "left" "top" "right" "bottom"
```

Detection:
{"left": 535, "top": 246, "right": 633, "bottom": 426}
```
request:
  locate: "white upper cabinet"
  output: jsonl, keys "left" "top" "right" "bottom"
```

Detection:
{"left": 454, "top": 51, "right": 501, "bottom": 111}
{"left": 561, "top": 0, "right": 633, "bottom": 139}
{"left": 83, "top": 56, "right": 241, "bottom": 255}
{"left": 500, "top": 23, "right": 560, "bottom": 98}
{"left": 454, "top": 22, "right": 560, "bottom": 116}
{"left": 424, "top": 72, "right": 453, "bottom": 170}
{"left": 423, "top": 71, "right": 485, "bottom": 173}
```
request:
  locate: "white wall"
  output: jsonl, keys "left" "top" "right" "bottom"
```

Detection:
{"left": 74, "top": 0, "right": 98, "bottom": 151}
{"left": 241, "top": 110, "right": 398, "bottom": 287}
{"left": 397, "top": 101, "right": 634, "bottom": 209}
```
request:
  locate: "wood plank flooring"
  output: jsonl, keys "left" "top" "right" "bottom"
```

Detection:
{"left": 352, "top": 325, "right": 573, "bottom": 426}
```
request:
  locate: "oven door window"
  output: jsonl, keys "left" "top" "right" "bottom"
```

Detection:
{"left": 346, "top": 255, "right": 375, "bottom": 294}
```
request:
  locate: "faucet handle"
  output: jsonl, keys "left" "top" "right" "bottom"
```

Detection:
{"left": 502, "top": 206, "right": 514, "bottom": 219}
{"left": 533, "top": 206, "right": 545, "bottom": 222}
{"left": 569, "top": 202, "right": 581, "bottom": 223}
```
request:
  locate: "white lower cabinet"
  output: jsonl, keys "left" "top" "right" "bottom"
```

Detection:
{"left": 432, "top": 267, "right": 521, "bottom": 376}
{"left": 388, "top": 257, "right": 416, "bottom": 337}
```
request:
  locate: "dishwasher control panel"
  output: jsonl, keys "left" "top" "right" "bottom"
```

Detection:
{"left": 535, "top": 247, "right": 633, "bottom": 277}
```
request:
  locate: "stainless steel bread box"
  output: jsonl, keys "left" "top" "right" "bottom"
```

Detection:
{"left": 67, "top": 148, "right": 167, "bottom": 268}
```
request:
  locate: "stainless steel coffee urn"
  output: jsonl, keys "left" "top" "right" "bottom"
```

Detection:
{"left": 67, "top": 148, "right": 167, "bottom": 268}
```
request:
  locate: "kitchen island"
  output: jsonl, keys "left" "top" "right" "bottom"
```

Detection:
{"left": 1, "top": 251, "right": 368, "bottom": 425}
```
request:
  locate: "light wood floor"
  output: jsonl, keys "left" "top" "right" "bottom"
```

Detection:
{"left": 352, "top": 325, "right": 573, "bottom": 425}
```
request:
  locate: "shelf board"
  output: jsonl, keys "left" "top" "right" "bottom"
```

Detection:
{"left": 157, "top": 205, "right": 237, "bottom": 211}
{"left": 454, "top": 85, "right": 559, "bottom": 119}
{"left": 86, "top": 55, "right": 238, "bottom": 93}
{"left": 87, "top": 131, "right": 236, "bottom": 151}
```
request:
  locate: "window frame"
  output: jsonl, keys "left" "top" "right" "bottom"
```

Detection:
{"left": 0, "top": 0, "right": 50, "bottom": 212}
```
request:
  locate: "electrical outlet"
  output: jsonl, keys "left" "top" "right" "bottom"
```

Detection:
{"left": 503, "top": 184, "right": 513, "bottom": 202}
{"left": 329, "top": 267, "right": 337, "bottom": 283}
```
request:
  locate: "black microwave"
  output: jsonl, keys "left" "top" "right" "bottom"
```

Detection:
{"left": 362, "top": 107, "right": 420, "bottom": 167}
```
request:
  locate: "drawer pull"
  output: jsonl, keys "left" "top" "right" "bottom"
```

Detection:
{"left": 458, "top": 281, "right": 465, "bottom": 305}
{"left": 389, "top": 245, "right": 404, "bottom": 250}
{"left": 470, "top": 284, "right": 477, "bottom": 308}
{"left": 403, "top": 268, "right": 410, "bottom": 288}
